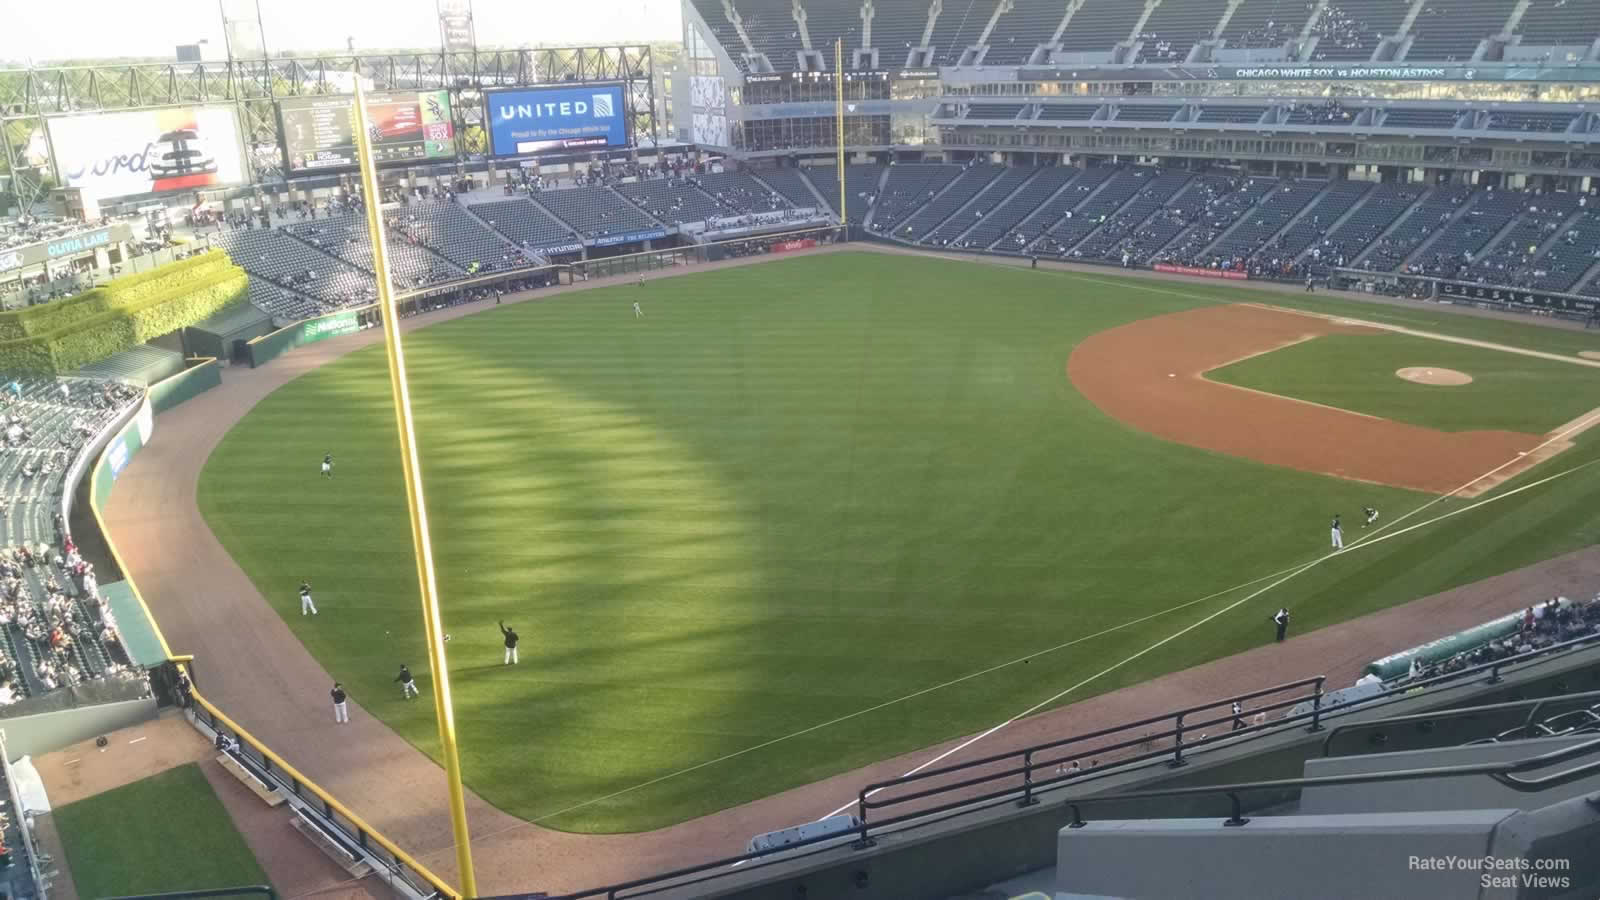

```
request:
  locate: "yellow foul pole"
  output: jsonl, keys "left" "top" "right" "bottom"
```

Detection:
{"left": 351, "top": 79, "right": 478, "bottom": 897}
{"left": 836, "top": 38, "right": 846, "bottom": 225}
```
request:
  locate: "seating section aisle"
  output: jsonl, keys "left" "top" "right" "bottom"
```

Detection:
{"left": 891, "top": 165, "right": 1005, "bottom": 241}
{"left": 1035, "top": 167, "right": 1153, "bottom": 257}
{"left": 697, "top": 172, "right": 795, "bottom": 215}
{"left": 212, "top": 228, "right": 375, "bottom": 316}
{"left": 804, "top": 165, "right": 886, "bottom": 223}
{"left": 1149, "top": 176, "right": 1281, "bottom": 266}
{"left": 1308, "top": 182, "right": 1428, "bottom": 271}
{"left": 535, "top": 185, "right": 662, "bottom": 240}
{"left": 614, "top": 178, "right": 728, "bottom": 225}
{"left": 921, "top": 167, "right": 1037, "bottom": 246}
{"left": 1219, "top": 0, "right": 1316, "bottom": 50}
{"left": 754, "top": 169, "right": 825, "bottom": 208}
{"left": 470, "top": 199, "right": 581, "bottom": 253}
{"left": 869, "top": 165, "right": 964, "bottom": 234}
{"left": 404, "top": 200, "right": 527, "bottom": 272}
{"left": 1402, "top": 188, "right": 1530, "bottom": 278}
{"left": 1405, "top": 0, "right": 1518, "bottom": 62}
{"left": 956, "top": 166, "right": 1080, "bottom": 250}
{"left": 1207, "top": 180, "right": 1327, "bottom": 261}
{"left": 1134, "top": 0, "right": 1231, "bottom": 63}
{"left": 994, "top": 165, "right": 1119, "bottom": 252}
{"left": 1069, "top": 172, "right": 1196, "bottom": 261}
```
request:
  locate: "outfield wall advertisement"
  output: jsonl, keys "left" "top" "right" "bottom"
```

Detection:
{"left": 247, "top": 308, "right": 365, "bottom": 368}
{"left": 487, "top": 84, "right": 629, "bottom": 156}
{"left": 48, "top": 107, "right": 246, "bottom": 199}
{"left": 1153, "top": 263, "right": 1248, "bottom": 280}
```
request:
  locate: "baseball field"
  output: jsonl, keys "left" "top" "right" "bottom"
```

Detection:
{"left": 195, "top": 251, "right": 1600, "bottom": 833}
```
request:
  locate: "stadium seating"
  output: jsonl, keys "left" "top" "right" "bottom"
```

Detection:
{"left": 1265, "top": 180, "right": 1374, "bottom": 263}
{"left": 1514, "top": 207, "right": 1600, "bottom": 293}
{"left": 1123, "top": 174, "right": 1244, "bottom": 264}
{"left": 869, "top": 164, "right": 964, "bottom": 234}
{"left": 533, "top": 185, "right": 661, "bottom": 239}
{"left": 1406, "top": 0, "right": 1518, "bottom": 62}
{"left": 1403, "top": 188, "right": 1530, "bottom": 278}
{"left": 688, "top": 0, "right": 760, "bottom": 70}
{"left": 1515, "top": 0, "right": 1599, "bottom": 48}
{"left": 1381, "top": 108, "right": 1463, "bottom": 130}
{"left": 919, "top": 167, "right": 1036, "bottom": 246}
{"left": 469, "top": 199, "right": 581, "bottom": 253}
{"left": 1218, "top": 0, "right": 1316, "bottom": 52}
{"left": 803, "top": 165, "right": 885, "bottom": 223}
{"left": 1357, "top": 184, "right": 1473, "bottom": 272}
{"left": 994, "top": 165, "right": 1119, "bottom": 252}
{"left": 402, "top": 200, "right": 528, "bottom": 272}
{"left": 1070, "top": 172, "right": 1196, "bottom": 261}
{"left": 1134, "top": 0, "right": 1231, "bottom": 63}
{"left": 1308, "top": 183, "right": 1429, "bottom": 271}
{"left": 288, "top": 213, "right": 459, "bottom": 289}
{"left": 892, "top": 165, "right": 1005, "bottom": 241}
{"left": 1036, "top": 167, "right": 1153, "bottom": 257}
{"left": 1115, "top": 104, "right": 1183, "bottom": 123}
{"left": 1463, "top": 191, "right": 1580, "bottom": 283}
{"left": 866, "top": 0, "right": 934, "bottom": 67}
{"left": 614, "top": 177, "right": 728, "bottom": 225}
{"left": 754, "top": 168, "right": 826, "bottom": 208}
{"left": 697, "top": 171, "right": 795, "bottom": 214}
{"left": 1151, "top": 176, "right": 1281, "bottom": 267}
{"left": 1054, "top": 0, "right": 1145, "bottom": 55}
{"left": 1484, "top": 111, "right": 1575, "bottom": 133}
{"left": 956, "top": 166, "right": 1080, "bottom": 250}
{"left": 1208, "top": 180, "right": 1328, "bottom": 261}
{"left": 926, "top": 0, "right": 994, "bottom": 65}
{"left": 212, "top": 228, "right": 375, "bottom": 314}
{"left": 968, "top": 103, "right": 1027, "bottom": 120}
{"left": 983, "top": 0, "right": 1068, "bottom": 64}
{"left": 0, "top": 378, "right": 144, "bottom": 709}
{"left": 1195, "top": 104, "right": 1271, "bottom": 124}
{"left": 1308, "top": 0, "right": 1409, "bottom": 61}
{"left": 1037, "top": 103, "right": 1103, "bottom": 120}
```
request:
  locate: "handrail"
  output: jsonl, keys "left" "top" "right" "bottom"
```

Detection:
{"left": 190, "top": 691, "right": 459, "bottom": 899}
{"left": 1320, "top": 687, "right": 1600, "bottom": 757}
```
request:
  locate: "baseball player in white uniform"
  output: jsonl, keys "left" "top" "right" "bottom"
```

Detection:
{"left": 1330, "top": 514, "right": 1344, "bottom": 550}
{"left": 300, "top": 581, "right": 318, "bottom": 616}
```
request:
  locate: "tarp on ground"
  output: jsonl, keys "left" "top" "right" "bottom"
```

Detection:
{"left": 1361, "top": 605, "right": 1554, "bottom": 680}
{"left": 99, "top": 579, "right": 167, "bottom": 666}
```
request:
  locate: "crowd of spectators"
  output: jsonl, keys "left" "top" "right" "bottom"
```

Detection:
{"left": 506, "top": 155, "right": 700, "bottom": 195}
{"left": 1308, "top": 2, "right": 1382, "bottom": 59}
{"left": 1396, "top": 594, "right": 1600, "bottom": 684}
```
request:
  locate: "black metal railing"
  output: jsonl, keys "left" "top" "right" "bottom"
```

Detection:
{"left": 1320, "top": 687, "right": 1600, "bottom": 758}
{"left": 521, "top": 624, "right": 1600, "bottom": 900}
{"left": 189, "top": 698, "right": 452, "bottom": 900}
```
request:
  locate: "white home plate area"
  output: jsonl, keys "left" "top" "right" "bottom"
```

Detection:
{"left": 1395, "top": 367, "right": 1473, "bottom": 385}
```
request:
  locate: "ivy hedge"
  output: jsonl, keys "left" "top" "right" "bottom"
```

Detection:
{"left": 0, "top": 251, "right": 249, "bottom": 373}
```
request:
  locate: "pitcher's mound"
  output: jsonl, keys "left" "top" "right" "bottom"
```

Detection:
{"left": 1396, "top": 367, "right": 1472, "bottom": 386}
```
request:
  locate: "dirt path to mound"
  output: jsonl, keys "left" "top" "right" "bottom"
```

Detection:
{"left": 1067, "top": 303, "right": 1554, "bottom": 495}
{"left": 102, "top": 247, "right": 1600, "bottom": 896}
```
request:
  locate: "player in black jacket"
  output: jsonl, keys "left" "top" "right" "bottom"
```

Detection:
{"left": 331, "top": 682, "right": 349, "bottom": 723}
{"left": 499, "top": 621, "right": 519, "bottom": 665}
{"left": 395, "top": 664, "right": 418, "bottom": 699}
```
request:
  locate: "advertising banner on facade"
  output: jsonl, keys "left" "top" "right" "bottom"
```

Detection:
{"left": 486, "top": 84, "right": 629, "bottom": 156}
{"left": 0, "top": 224, "right": 134, "bottom": 274}
{"left": 48, "top": 107, "right": 245, "bottom": 198}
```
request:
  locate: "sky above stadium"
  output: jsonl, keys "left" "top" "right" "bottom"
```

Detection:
{"left": 2, "top": 0, "right": 683, "bottom": 64}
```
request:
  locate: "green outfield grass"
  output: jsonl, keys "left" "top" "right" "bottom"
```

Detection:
{"left": 197, "top": 252, "right": 1600, "bottom": 833}
{"left": 1207, "top": 332, "right": 1600, "bottom": 433}
{"left": 54, "top": 763, "right": 268, "bottom": 897}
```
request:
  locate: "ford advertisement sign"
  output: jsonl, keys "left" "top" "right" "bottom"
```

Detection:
{"left": 486, "top": 84, "right": 628, "bottom": 156}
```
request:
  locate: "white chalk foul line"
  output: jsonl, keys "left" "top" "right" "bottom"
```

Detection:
{"left": 821, "top": 454, "right": 1600, "bottom": 819}
{"left": 533, "top": 393, "right": 1600, "bottom": 826}
{"left": 527, "top": 564, "right": 1303, "bottom": 824}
